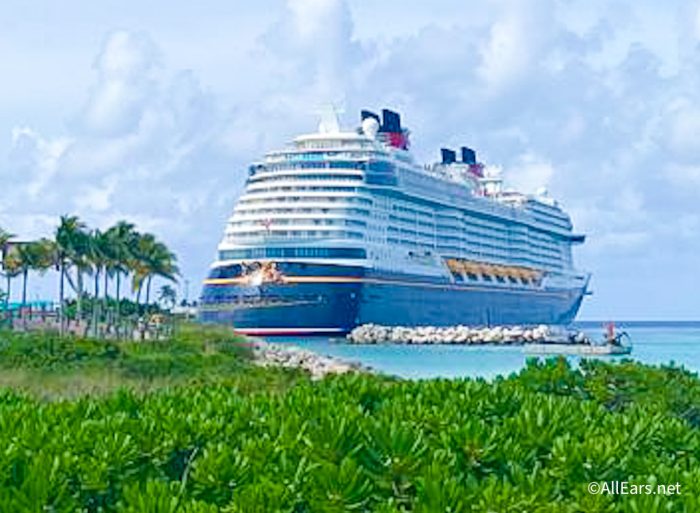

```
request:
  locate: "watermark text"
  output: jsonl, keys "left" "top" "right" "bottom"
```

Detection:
{"left": 588, "top": 481, "right": 681, "bottom": 496}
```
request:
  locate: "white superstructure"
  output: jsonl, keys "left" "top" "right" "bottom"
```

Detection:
{"left": 216, "top": 108, "right": 586, "bottom": 289}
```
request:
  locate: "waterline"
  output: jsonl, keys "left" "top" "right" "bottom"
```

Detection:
{"left": 270, "top": 322, "right": 700, "bottom": 379}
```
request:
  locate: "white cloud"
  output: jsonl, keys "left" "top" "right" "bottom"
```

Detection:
{"left": 676, "top": 213, "right": 700, "bottom": 239}
{"left": 83, "top": 30, "right": 160, "bottom": 136}
{"left": 560, "top": 112, "right": 587, "bottom": 143}
{"left": 73, "top": 177, "right": 117, "bottom": 213}
{"left": 664, "top": 162, "right": 700, "bottom": 188}
{"left": 259, "top": 0, "right": 364, "bottom": 107}
{"left": 2, "top": 29, "right": 241, "bottom": 286}
{"left": 2, "top": 0, "right": 700, "bottom": 317}
{"left": 477, "top": 8, "right": 534, "bottom": 89}
{"left": 8, "top": 127, "right": 72, "bottom": 198}
{"left": 593, "top": 230, "right": 652, "bottom": 252}
{"left": 661, "top": 97, "right": 700, "bottom": 162}
{"left": 504, "top": 153, "right": 555, "bottom": 194}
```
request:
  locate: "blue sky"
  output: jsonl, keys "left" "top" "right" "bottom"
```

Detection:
{"left": 1, "top": 0, "right": 699, "bottom": 319}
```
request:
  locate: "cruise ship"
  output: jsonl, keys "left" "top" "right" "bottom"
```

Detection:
{"left": 199, "top": 108, "right": 589, "bottom": 335}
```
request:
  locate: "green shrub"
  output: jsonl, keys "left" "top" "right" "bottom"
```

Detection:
{"left": 0, "top": 357, "right": 699, "bottom": 511}
{"left": 0, "top": 329, "right": 119, "bottom": 368}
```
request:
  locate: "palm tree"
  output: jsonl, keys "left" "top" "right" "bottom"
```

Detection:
{"left": 130, "top": 233, "right": 152, "bottom": 306}
{"left": 146, "top": 242, "right": 179, "bottom": 307}
{"left": 15, "top": 244, "right": 33, "bottom": 307}
{"left": 0, "top": 227, "right": 12, "bottom": 255}
{"left": 2, "top": 255, "right": 20, "bottom": 318}
{"left": 15, "top": 239, "right": 53, "bottom": 307}
{"left": 158, "top": 284, "right": 177, "bottom": 309}
{"left": 104, "top": 221, "right": 137, "bottom": 318}
{"left": 100, "top": 230, "right": 117, "bottom": 303}
{"left": 86, "top": 229, "right": 109, "bottom": 335}
{"left": 0, "top": 228, "right": 15, "bottom": 312}
{"left": 1, "top": 230, "right": 19, "bottom": 317}
{"left": 55, "top": 215, "right": 90, "bottom": 322}
{"left": 130, "top": 233, "right": 179, "bottom": 311}
{"left": 73, "top": 232, "right": 93, "bottom": 321}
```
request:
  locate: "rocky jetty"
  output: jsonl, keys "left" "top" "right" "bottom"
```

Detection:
{"left": 347, "top": 324, "right": 589, "bottom": 345}
{"left": 251, "top": 340, "right": 368, "bottom": 379}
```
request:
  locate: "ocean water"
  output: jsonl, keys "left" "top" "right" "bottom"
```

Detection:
{"left": 271, "top": 322, "right": 700, "bottom": 379}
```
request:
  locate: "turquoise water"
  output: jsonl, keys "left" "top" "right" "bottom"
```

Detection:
{"left": 272, "top": 322, "right": 700, "bottom": 379}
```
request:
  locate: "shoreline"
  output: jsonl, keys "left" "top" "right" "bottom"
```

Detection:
{"left": 249, "top": 338, "right": 372, "bottom": 379}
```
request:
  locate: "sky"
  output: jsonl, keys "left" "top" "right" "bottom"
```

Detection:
{"left": 1, "top": 0, "right": 699, "bottom": 320}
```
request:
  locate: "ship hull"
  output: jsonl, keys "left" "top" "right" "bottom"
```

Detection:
{"left": 199, "top": 263, "right": 585, "bottom": 335}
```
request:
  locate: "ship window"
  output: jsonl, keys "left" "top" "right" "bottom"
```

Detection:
{"left": 495, "top": 275, "right": 506, "bottom": 283}
{"left": 207, "top": 264, "right": 243, "bottom": 279}
{"left": 482, "top": 274, "right": 493, "bottom": 282}
{"left": 508, "top": 276, "right": 518, "bottom": 284}
{"left": 467, "top": 273, "right": 479, "bottom": 281}
{"left": 367, "top": 160, "right": 395, "bottom": 173}
{"left": 218, "top": 247, "right": 366, "bottom": 260}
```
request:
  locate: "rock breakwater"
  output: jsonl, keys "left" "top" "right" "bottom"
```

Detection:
{"left": 251, "top": 340, "right": 368, "bottom": 379}
{"left": 347, "top": 324, "right": 589, "bottom": 345}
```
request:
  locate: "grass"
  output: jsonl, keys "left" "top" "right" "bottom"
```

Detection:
{"left": 1, "top": 326, "right": 699, "bottom": 511}
{"left": 0, "top": 323, "right": 301, "bottom": 399}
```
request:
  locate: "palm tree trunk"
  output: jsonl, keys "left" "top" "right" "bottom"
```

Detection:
{"left": 136, "top": 283, "right": 143, "bottom": 321}
{"left": 103, "top": 270, "right": 109, "bottom": 331}
{"left": 21, "top": 269, "right": 28, "bottom": 328}
{"left": 145, "top": 275, "right": 153, "bottom": 312}
{"left": 115, "top": 272, "right": 121, "bottom": 339}
{"left": 116, "top": 272, "right": 121, "bottom": 313}
{"left": 93, "top": 270, "right": 100, "bottom": 337}
{"left": 76, "top": 271, "right": 84, "bottom": 321}
{"left": 58, "top": 264, "right": 65, "bottom": 335}
{"left": 5, "top": 275, "right": 11, "bottom": 320}
{"left": 21, "top": 269, "right": 28, "bottom": 306}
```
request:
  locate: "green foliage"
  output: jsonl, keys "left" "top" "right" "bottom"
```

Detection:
{"left": 5, "top": 215, "right": 179, "bottom": 322}
{"left": 0, "top": 328, "right": 120, "bottom": 368}
{"left": 0, "top": 349, "right": 699, "bottom": 511}
{"left": 62, "top": 294, "right": 160, "bottom": 320}
{"left": 0, "top": 322, "right": 253, "bottom": 392}
{"left": 519, "top": 358, "right": 700, "bottom": 425}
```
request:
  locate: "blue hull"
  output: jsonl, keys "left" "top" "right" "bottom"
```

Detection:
{"left": 199, "top": 263, "right": 585, "bottom": 335}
